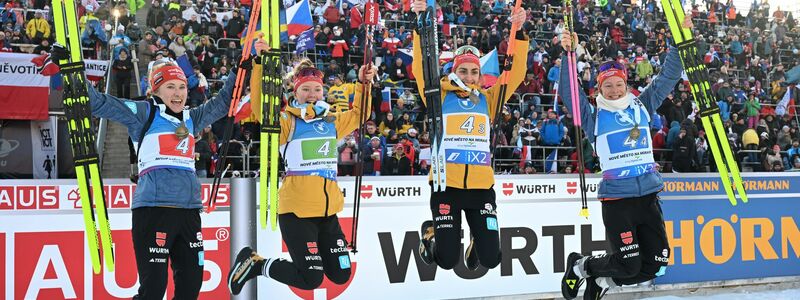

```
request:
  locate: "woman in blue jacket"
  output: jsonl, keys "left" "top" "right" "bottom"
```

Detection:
{"left": 557, "top": 16, "right": 693, "bottom": 300}
{"left": 52, "top": 38, "right": 265, "bottom": 299}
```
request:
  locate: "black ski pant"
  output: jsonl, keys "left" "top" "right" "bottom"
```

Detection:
{"left": 265, "top": 213, "right": 352, "bottom": 290}
{"left": 429, "top": 186, "right": 502, "bottom": 270}
{"left": 132, "top": 207, "right": 204, "bottom": 300}
{"left": 585, "top": 193, "right": 671, "bottom": 286}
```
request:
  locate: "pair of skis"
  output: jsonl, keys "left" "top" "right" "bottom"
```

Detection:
{"left": 563, "top": 0, "right": 590, "bottom": 217}
{"left": 209, "top": 0, "right": 265, "bottom": 212}
{"left": 418, "top": 0, "right": 446, "bottom": 192}
{"left": 662, "top": 0, "right": 748, "bottom": 205}
{"left": 53, "top": 0, "right": 114, "bottom": 274}
{"left": 260, "top": 0, "right": 281, "bottom": 230}
{"left": 350, "top": 0, "right": 381, "bottom": 253}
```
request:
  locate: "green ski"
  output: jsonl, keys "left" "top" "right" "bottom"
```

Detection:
{"left": 52, "top": 0, "right": 115, "bottom": 273}
{"left": 662, "top": 0, "right": 748, "bottom": 205}
{"left": 260, "top": 0, "right": 281, "bottom": 230}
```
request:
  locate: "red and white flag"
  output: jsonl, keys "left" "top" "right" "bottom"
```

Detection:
{"left": 519, "top": 145, "right": 533, "bottom": 169}
{"left": 234, "top": 94, "right": 252, "bottom": 122}
{"left": 0, "top": 53, "right": 50, "bottom": 120}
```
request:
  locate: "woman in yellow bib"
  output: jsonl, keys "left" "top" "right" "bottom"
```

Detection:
{"left": 227, "top": 58, "right": 376, "bottom": 294}
{"left": 411, "top": 0, "right": 529, "bottom": 271}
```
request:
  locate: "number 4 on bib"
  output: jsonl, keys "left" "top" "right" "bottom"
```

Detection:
{"left": 460, "top": 116, "right": 475, "bottom": 133}
{"left": 317, "top": 141, "right": 331, "bottom": 157}
{"left": 176, "top": 138, "right": 191, "bottom": 154}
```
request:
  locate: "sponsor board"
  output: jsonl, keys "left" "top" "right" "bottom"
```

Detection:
{"left": 1, "top": 174, "right": 799, "bottom": 299}
{"left": 0, "top": 211, "right": 231, "bottom": 300}
{"left": 0, "top": 180, "right": 230, "bottom": 211}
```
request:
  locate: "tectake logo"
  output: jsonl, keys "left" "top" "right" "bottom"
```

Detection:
{"left": 502, "top": 182, "right": 514, "bottom": 196}
{"left": 284, "top": 217, "right": 356, "bottom": 300}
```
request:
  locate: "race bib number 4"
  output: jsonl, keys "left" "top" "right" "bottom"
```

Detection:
{"left": 301, "top": 139, "right": 337, "bottom": 160}
{"left": 158, "top": 135, "right": 194, "bottom": 157}
{"left": 446, "top": 114, "right": 487, "bottom": 136}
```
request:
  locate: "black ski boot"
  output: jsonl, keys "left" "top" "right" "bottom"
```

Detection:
{"left": 583, "top": 277, "right": 609, "bottom": 300}
{"left": 561, "top": 252, "right": 585, "bottom": 299}
{"left": 228, "top": 247, "right": 265, "bottom": 295}
{"left": 419, "top": 220, "right": 436, "bottom": 265}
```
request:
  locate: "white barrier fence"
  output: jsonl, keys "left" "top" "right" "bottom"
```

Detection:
{"left": 2, "top": 173, "right": 799, "bottom": 299}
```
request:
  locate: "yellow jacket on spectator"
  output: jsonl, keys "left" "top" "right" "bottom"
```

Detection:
{"left": 412, "top": 32, "right": 528, "bottom": 190}
{"left": 79, "top": 14, "right": 99, "bottom": 33}
{"left": 26, "top": 18, "right": 50, "bottom": 40}
{"left": 742, "top": 128, "right": 759, "bottom": 147}
{"left": 328, "top": 82, "right": 357, "bottom": 112}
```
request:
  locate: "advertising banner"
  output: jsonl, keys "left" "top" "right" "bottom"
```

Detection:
{"left": 1, "top": 173, "right": 799, "bottom": 299}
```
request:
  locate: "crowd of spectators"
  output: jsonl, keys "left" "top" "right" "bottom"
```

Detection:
{"left": 4, "top": 0, "right": 800, "bottom": 177}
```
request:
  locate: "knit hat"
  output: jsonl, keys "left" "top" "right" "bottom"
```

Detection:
{"left": 150, "top": 64, "right": 187, "bottom": 92}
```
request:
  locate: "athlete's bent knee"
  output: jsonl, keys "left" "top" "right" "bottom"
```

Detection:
{"left": 296, "top": 270, "right": 325, "bottom": 290}
{"left": 436, "top": 254, "right": 459, "bottom": 270}
{"left": 478, "top": 252, "right": 501, "bottom": 269}
{"left": 328, "top": 268, "right": 351, "bottom": 285}
{"left": 617, "top": 255, "right": 643, "bottom": 278}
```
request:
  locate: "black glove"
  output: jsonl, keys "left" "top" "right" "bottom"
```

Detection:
{"left": 50, "top": 43, "right": 69, "bottom": 65}
{"left": 239, "top": 55, "right": 255, "bottom": 71}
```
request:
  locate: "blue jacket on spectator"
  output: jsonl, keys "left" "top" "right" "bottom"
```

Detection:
{"left": 730, "top": 40, "right": 744, "bottom": 55}
{"left": 718, "top": 99, "right": 731, "bottom": 121}
{"left": 560, "top": 46, "right": 683, "bottom": 199}
{"left": 540, "top": 118, "right": 564, "bottom": 146}
{"left": 666, "top": 120, "right": 681, "bottom": 148}
{"left": 547, "top": 65, "right": 560, "bottom": 85}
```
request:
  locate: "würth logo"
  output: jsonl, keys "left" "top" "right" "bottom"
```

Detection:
{"left": 360, "top": 185, "right": 373, "bottom": 199}
{"left": 567, "top": 182, "right": 578, "bottom": 195}
{"left": 502, "top": 183, "right": 513, "bottom": 196}
{"left": 620, "top": 231, "right": 633, "bottom": 245}
{"left": 439, "top": 204, "right": 450, "bottom": 215}
{"left": 307, "top": 242, "right": 318, "bottom": 254}
{"left": 155, "top": 232, "right": 167, "bottom": 247}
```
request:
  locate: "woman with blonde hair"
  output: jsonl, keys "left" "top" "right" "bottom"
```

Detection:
{"left": 228, "top": 57, "right": 377, "bottom": 295}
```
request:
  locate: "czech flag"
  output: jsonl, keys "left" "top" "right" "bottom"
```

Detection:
{"left": 480, "top": 48, "right": 499, "bottom": 88}
{"left": 287, "top": 0, "right": 313, "bottom": 36}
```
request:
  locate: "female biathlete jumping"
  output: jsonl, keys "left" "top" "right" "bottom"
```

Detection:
{"left": 410, "top": 0, "right": 529, "bottom": 271}
{"left": 558, "top": 16, "right": 694, "bottom": 300}
{"left": 227, "top": 54, "right": 377, "bottom": 294}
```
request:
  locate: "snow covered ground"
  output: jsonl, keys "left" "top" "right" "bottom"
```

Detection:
{"left": 641, "top": 288, "right": 800, "bottom": 300}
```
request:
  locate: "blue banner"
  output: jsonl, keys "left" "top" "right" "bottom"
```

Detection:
{"left": 660, "top": 175, "right": 798, "bottom": 197}
{"left": 656, "top": 174, "right": 800, "bottom": 284}
{"left": 295, "top": 29, "right": 315, "bottom": 54}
